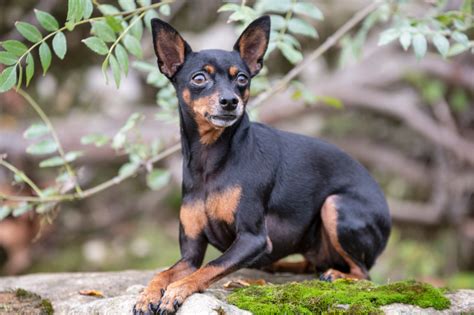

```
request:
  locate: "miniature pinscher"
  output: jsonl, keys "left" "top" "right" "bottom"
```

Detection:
{"left": 133, "top": 16, "right": 391, "bottom": 314}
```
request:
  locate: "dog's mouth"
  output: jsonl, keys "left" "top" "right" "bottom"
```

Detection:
{"left": 207, "top": 114, "right": 239, "bottom": 127}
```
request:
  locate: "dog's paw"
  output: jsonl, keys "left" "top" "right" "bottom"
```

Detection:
{"left": 133, "top": 287, "right": 165, "bottom": 315}
{"left": 156, "top": 281, "right": 199, "bottom": 314}
{"left": 319, "top": 268, "right": 344, "bottom": 282}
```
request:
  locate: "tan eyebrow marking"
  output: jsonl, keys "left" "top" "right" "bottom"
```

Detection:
{"left": 228, "top": 65, "right": 238, "bottom": 76}
{"left": 204, "top": 64, "right": 215, "bottom": 74}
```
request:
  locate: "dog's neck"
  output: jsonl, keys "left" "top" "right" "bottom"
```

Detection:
{"left": 178, "top": 101, "right": 250, "bottom": 180}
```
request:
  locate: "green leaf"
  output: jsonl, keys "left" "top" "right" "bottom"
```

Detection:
{"left": 0, "top": 51, "right": 17, "bottom": 65}
{"left": 75, "top": 0, "right": 85, "bottom": 21}
{"left": 92, "top": 21, "right": 117, "bottom": 43}
{"left": 39, "top": 151, "right": 83, "bottom": 167}
{"left": 115, "top": 44, "right": 129, "bottom": 75}
{"left": 83, "top": 0, "right": 94, "bottom": 19}
{"left": 217, "top": 3, "right": 241, "bottom": 12}
{"left": 119, "top": 0, "right": 136, "bottom": 11}
{"left": 82, "top": 36, "right": 109, "bottom": 55}
{"left": 112, "top": 132, "right": 126, "bottom": 149}
{"left": 452, "top": 31, "right": 469, "bottom": 46}
{"left": 67, "top": 0, "right": 77, "bottom": 22}
{"left": 258, "top": 0, "right": 291, "bottom": 13}
{"left": 101, "top": 58, "right": 109, "bottom": 83}
{"left": 23, "top": 123, "right": 49, "bottom": 139}
{"left": 25, "top": 53, "right": 34, "bottom": 86}
{"left": 106, "top": 16, "right": 124, "bottom": 33}
{"left": 399, "top": 31, "right": 411, "bottom": 51}
{"left": 15, "top": 22, "right": 42, "bottom": 43}
{"left": 147, "top": 70, "right": 167, "bottom": 87}
{"left": 123, "top": 34, "right": 142, "bottom": 58}
{"left": 277, "top": 42, "right": 303, "bottom": 64}
{"left": 270, "top": 15, "right": 286, "bottom": 31}
{"left": 0, "top": 206, "right": 11, "bottom": 220}
{"left": 26, "top": 139, "right": 58, "bottom": 155}
{"left": 432, "top": 34, "right": 450, "bottom": 57}
{"left": 52, "top": 32, "right": 67, "bottom": 60}
{"left": 39, "top": 42, "right": 52, "bottom": 75}
{"left": 121, "top": 112, "right": 144, "bottom": 132}
{"left": 159, "top": 4, "right": 171, "bottom": 16}
{"left": 16, "top": 63, "right": 23, "bottom": 90}
{"left": 98, "top": 4, "right": 120, "bottom": 15}
{"left": 0, "top": 66, "right": 17, "bottom": 93}
{"left": 144, "top": 10, "right": 159, "bottom": 32}
{"left": 146, "top": 169, "right": 171, "bottom": 190}
{"left": 292, "top": 2, "right": 323, "bottom": 20}
{"left": 317, "top": 95, "right": 343, "bottom": 109}
{"left": 413, "top": 33, "right": 427, "bottom": 59}
{"left": 80, "top": 134, "right": 110, "bottom": 147}
{"left": 34, "top": 9, "right": 59, "bottom": 31}
{"left": 12, "top": 202, "right": 33, "bottom": 217}
{"left": 378, "top": 28, "right": 399, "bottom": 46}
{"left": 130, "top": 16, "right": 144, "bottom": 40}
{"left": 138, "top": 0, "right": 151, "bottom": 6}
{"left": 1, "top": 40, "right": 28, "bottom": 56}
{"left": 132, "top": 60, "right": 156, "bottom": 72}
{"left": 118, "top": 162, "right": 139, "bottom": 177}
{"left": 109, "top": 54, "right": 121, "bottom": 88}
{"left": 288, "top": 18, "right": 317, "bottom": 38}
{"left": 447, "top": 42, "right": 470, "bottom": 56}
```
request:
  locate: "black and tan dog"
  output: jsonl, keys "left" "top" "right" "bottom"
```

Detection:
{"left": 133, "top": 16, "right": 391, "bottom": 314}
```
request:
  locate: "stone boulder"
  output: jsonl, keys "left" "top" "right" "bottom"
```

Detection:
{"left": 0, "top": 269, "right": 472, "bottom": 314}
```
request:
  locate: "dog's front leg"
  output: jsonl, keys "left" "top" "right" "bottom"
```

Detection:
{"left": 158, "top": 225, "right": 268, "bottom": 313}
{"left": 133, "top": 225, "right": 207, "bottom": 315}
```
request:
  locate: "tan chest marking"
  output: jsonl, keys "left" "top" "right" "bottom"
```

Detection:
{"left": 179, "top": 186, "right": 242, "bottom": 238}
{"left": 206, "top": 186, "right": 242, "bottom": 224}
{"left": 180, "top": 200, "right": 207, "bottom": 239}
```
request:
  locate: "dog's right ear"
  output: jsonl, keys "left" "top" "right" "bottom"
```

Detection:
{"left": 151, "top": 18, "right": 192, "bottom": 79}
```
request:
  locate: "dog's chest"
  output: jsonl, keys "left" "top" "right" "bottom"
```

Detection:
{"left": 180, "top": 186, "right": 242, "bottom": 246}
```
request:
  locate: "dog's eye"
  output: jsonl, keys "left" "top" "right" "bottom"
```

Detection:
{"left": 236, "top": 74, "right": 248, "bottom": 86}
{"left": 191, "top": 73, "right": 207, "bottom": 86}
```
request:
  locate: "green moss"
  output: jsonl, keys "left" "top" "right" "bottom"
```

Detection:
{"left": 227, "top": 279, "right": 450, "bottom": 314}
{"left": 13, "top": 288, "right": 53, "bottom": 314}
{"left": 14, "top": 288, "right": 36, "bottom": 299}
{"left": 40, "top": 298, "right": 54, "bottom": 315}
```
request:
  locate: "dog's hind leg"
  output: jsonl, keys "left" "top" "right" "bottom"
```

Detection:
{"left": 318, "top": 194, "right": 388, "bottom": 281}
{"left": 264, "top": 257, "right": 315, "bottom": 274}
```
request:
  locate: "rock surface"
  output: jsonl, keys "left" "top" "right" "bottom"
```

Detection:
{"left": 0, "top": 269, "right": 472, "bottom": 314}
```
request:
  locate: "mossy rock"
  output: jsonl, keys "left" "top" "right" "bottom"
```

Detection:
{"left": 227, "top": 279, "right": 450, "bottom": 314}
{"left": 0, "top": 288, "right": 53, "bottom": 315}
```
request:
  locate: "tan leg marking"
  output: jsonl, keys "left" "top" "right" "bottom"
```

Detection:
{"left": 206, "top": 186, "right": 242, "bottom": 224}
{"left": 159, "top": 265, "right": 226, "bottom": 312}
{"left": 134, "top": 260, "right": 196, "bottom": 312}
{"left": 321, "top": 196, "right": 367, "bottom": 280}
{"left": 180, "top": 201, "right": 207, "bottom": 239}
{"left": 266, "top": 258, "right": 313, "bottom": 274}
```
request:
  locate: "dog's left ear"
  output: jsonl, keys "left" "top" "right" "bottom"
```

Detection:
{"left": 151, "top": 18, "right": 192, "bottom": 79}
{"left": 233, "top": 16, "right": 270, "bottom": 77}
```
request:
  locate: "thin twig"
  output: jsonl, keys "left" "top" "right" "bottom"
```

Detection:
{"left": 17, "top": 89, "right": 83, "bottom": 195}
{"left": 0, "top": 143, "right": 181, "bottom": 202}
{"left": 0, "top": 156, "right": 43, "bottom": 197}
{"left": 248, "top": 0, "right": 383, "bottom": 109}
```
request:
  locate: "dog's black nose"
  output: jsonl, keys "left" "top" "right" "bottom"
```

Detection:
{"left": 219, "top": 96, "right": 238, "bottom": 111}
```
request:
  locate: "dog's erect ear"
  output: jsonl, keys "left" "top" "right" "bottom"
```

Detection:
{"left": 151, "top": 18, "right": 192, "bottom": 79}
{"left": 233, "top": 16, "right": 270, "bottom": 77}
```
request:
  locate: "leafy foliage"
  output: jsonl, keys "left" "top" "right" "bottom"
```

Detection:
{"left": 0, "top": 0, "right": 472, "bottom": 222}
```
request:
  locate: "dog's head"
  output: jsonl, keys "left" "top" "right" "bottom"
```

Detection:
{"left": 151, "top": 16, "right": 270, "bottom": 130}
